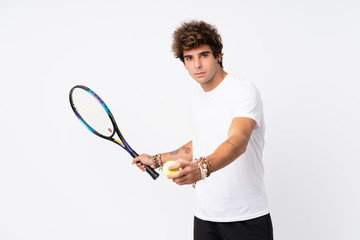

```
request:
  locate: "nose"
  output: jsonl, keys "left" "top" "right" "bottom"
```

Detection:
{"left": 194, "top": 57, "right": 202, "bottom": 69}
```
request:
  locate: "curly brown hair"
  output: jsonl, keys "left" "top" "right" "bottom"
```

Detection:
{"left": 172, "top": 20, "right": 224, "bottom": 68}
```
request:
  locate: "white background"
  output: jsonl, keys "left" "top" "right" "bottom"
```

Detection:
{"left": 1, "top": 0, "right": 359, "bottom": 239}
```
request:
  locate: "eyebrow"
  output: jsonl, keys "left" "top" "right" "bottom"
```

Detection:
{"left": 184, "top": 51, "right": 211, "bottom": 59}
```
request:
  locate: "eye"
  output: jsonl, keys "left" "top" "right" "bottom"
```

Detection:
{"left": 184, "top": 56, "right": 192, "bottom": 61}
{"left": 201, "top": 53, "right": 209, "bottom": 58}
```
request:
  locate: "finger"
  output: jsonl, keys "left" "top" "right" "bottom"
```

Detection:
{"left": 138, "top": 165, "right": 145, "bottom": 171}
{"left": 134, "top": 162, "right": 145, "bottom": 171}
{"left": 173, "top": 177, "right": 189, "bottom": 186}
{"left": 174, "top": 160, "right": 190, "bottom": 169}
{"left": 167, "top": 169, "right": 183, "bottom": 179}
{"left": 132, "top": 157, "right": 140, "bottom": 164}
{"left": 168, "top": 162, "right": 181, "bottom": 171}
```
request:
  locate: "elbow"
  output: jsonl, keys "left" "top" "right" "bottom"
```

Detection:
{"left": 230, "top": 136, "right": 248, "bottom": 158}
{"left": 237, "top": 136, "right": 250, "bottom": 156}
{"left": 236, "top": 144, "right": 247, "bottom": 157}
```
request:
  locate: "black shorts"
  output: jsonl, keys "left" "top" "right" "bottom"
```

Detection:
{"left": 194, "top": 214, "right": 273, "bottom": 240}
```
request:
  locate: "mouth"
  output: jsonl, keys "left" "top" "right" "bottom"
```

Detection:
{"left": 194, "top": 72, "right": 205, "bottom": 77}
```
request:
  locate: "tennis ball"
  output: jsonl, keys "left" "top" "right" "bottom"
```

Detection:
{"left": 163, "top": 161, "right": 179, "bottom": 177}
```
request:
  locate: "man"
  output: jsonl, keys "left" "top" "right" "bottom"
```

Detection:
{"left": 133, "top": 20, "right": 273, "bottom": 240}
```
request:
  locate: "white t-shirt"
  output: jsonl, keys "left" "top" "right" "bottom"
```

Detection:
{"left": 192, "top": 74, "right": 269, "bottom": 222}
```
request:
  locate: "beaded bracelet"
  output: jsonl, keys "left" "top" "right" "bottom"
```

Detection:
{"left": 198, "top": 161, "right": 206, "bottom": 180}
{"left": 153, "top": 154, "right": 163, "bottom": 169}
{"left": 192, "top": 157, "right": 212, "bottom": 188}
{"left": 198, "top": 157, "right": 212, "bottom": 177}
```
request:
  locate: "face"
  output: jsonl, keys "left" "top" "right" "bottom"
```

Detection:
{"left": 183, "top": 45, "right": 222, "bottom": 89}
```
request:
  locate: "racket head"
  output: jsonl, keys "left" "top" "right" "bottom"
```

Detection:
{"left": 69, "top": 85, "right": 159, "bottom": 180}
{"left": 69, "top": 85, "right": 117, "bottom": 139}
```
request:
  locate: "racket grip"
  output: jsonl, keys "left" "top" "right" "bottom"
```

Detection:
{"left": 144, "top": 164, "right": 160, "bottom": 180}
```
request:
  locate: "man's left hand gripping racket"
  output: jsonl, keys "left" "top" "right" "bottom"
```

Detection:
{"left": 69, "top": 85, "right": 159, "bottom": 180}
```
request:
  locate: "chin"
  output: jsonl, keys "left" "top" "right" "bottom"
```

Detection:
{"left": 193, "top": 75, "right": 207, "bottom": 82}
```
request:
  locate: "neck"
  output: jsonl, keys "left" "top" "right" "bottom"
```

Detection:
{"left": 201, "top": 69, "right": 228, "bottom": 92}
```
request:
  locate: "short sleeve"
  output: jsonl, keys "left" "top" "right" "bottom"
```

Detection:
{"left": 232, "top": 81, "right": 263, "bottom": 128}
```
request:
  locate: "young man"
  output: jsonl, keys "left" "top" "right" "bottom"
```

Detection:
{"left": 133, "top": 20, "right": 273, "bottom": 240}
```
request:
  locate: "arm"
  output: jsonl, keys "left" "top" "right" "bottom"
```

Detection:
{"left": 160, "top": 141, "right": 193, "bottom": 163}
{"left": 206, "top": 117, "right": 256, "bottom": 172}
{"left": 168, "top": 117, "right": 256, "bottom": 185}
{"left": 131, "top": 141, "right": 193, "bottom": 171}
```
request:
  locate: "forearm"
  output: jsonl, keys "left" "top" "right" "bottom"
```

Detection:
{"left": 167, "top": 136, "right": 249, "bottom": 186}
{"left": 206, "top": 135, "right": 248, "bottom": 173}
{"left": 160, "top": 141, "right": 193, "bottom": 163}
{"left": 167, "top": 118, "right": 256, "bottom": 185}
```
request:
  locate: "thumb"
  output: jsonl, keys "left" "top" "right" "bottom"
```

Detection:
{"left": 132, "top": 155, "right": 142, "bottom": 164}
{"left": 168, "top": 162, "right": 181, "bottom": 171}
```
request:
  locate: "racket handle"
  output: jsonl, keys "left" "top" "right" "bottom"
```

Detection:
{"left": 144, "top": 164, "right": 160, "bottom": 180}
{"left": 131, "top": 152, "right": 159, "bottom": 180}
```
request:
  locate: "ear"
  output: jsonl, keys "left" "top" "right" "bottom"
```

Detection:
{"left": 216, "top": 53, "right": 223, "bottom": 64}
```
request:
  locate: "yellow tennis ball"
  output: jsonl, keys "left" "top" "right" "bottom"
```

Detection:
{"left": 163, "top": 161, "right": 179, "bottom": 177}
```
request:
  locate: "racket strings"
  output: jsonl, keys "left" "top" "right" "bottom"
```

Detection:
{"left": 72, "top": 88, "right": 114, "bottom": 137}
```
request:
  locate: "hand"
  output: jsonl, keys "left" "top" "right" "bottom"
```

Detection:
{"left": 132, "top": 154, "right": 154, "bottom": 172}
{"left": 167, "top": 159, "right": 201, "bottom": 186}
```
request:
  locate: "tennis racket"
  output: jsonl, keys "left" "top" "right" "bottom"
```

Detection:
{"left": 69, "top": 85, "right": 159, "bottom": 180}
